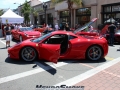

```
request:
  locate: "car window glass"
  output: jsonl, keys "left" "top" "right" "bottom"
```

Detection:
{"left": 32, "top": 33, "right": 51, "bottom": 43}
{"left": 44, "top": 34, "right": 67, "bottom": 44}
{"left": 69, "top": 35, "right": 77, "bottom": 40}
{"left": 20, "top": 27, "right": 33, "bottom": 31}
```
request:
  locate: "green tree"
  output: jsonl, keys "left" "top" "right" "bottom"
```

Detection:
{"left": 51, "top": 0, "right": 83, "bottom": 27}
{"left": 21, "top": 0, "right": 31, "bottom": 24}
{"left": 0, "top": 9, "right": 4, "bottom": 16}
{"left": 31, "top": 8, "right": 38, "bottom": 25}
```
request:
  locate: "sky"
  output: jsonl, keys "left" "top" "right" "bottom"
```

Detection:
{"left": 0, "top": 0, "right": 49, "bottom": 9}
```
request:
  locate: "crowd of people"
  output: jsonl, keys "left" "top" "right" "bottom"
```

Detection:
{"left": 1, "top": 21, "right": 120, "bottom": 48}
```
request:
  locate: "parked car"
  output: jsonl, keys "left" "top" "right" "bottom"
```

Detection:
{"left": 74, "top": 18, "right": 120, "bottom": 44}
{"left": 102, "top": 25, "right": 120, "bottom": 43}
{"left": 8, "top": 30, "right": 108, "bottom": 63}
{"left": 11, "top": 27, "right": 41, "bottom": 42}
{"left": 34, "top": 25, "right": 45, "bottom": 33}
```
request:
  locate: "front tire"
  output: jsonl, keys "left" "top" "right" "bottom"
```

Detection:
{"left": 20, "top": 47, "right": 37, "bottom": 62}
{"left": 86, "top": 45, "right": 102, "bottom": 61}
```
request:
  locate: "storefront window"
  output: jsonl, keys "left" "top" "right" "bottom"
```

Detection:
{"left": 60, "top": 11, "right": 70, "bottom": 24}
{"left": 76, "top": 8, "right": 91, "bottom": 25}
{"left": 60, "top": 11, "right": 69, "bottom": 17}
{"left": 112, "top": 5, "right": 120, "bottom": 12}
{"left": 104, "top": 6, "right": 111, "bottom": 12}
{"left": 102, "top": 3, "right": 120, "bottom": 24}
{"left": 39, "top": 15, "right": 45, "bottom": 25}
{"left": 47, "top": 13, "right": 53, "bottom": 25}
{"left": 60, "top": 17, "right": 69, "bottom": 24}
{"left": 76, "top": 8, "right": 91, "bottom": 15}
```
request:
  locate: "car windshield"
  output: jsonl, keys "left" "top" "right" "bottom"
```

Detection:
{"left": 32, "top": 33, "right": 52, "bottom": 43}
{"left": 19, "top": 27, "right": 33, "bottom": 31}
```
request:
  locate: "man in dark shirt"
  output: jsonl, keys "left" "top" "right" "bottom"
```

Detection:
{"left": 5, "top": 24, "right": 11, "bottom": 48}
{"left": 108, "top": 22, "right": 117, "bottom": 46}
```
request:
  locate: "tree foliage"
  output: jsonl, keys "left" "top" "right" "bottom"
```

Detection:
{"left": 51, "top": 0, "right": 83, "bottom": 8}
{"left": 0, "top": 9, "right": 4, "bottom": 16}
{"left": 21, "top": 0, "right": 31, "bottom": 24}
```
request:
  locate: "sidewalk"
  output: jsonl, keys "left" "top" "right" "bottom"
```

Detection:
{"left": 74, "top": 62, "right": 120, "bottom": 90}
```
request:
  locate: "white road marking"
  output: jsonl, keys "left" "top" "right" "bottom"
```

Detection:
{"left": 0, "top": 39, "right": 6, "bottom": 45}
{"left": 54, "top": 57, "right": 120, "bottom": 86}
{"left": 0, "top": 61, "right": 72, "bottom": 84}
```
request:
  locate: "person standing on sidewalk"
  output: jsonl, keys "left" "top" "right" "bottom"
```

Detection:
{"left": 107, "top": 22, "right": 117, "bottom": 46}
{"left": 3, "top": 24, "right": 6, "bottom": 39}
{"left": 5, "top": 24, "right": 11, "bottom": 48}
{"left": 55, "top": 23, "right": 59, "bottom": 31}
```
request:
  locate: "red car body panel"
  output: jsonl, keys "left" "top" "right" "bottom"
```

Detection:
{"left": 34, "top": 28, "right": 45, "bottom": 33}
{"left": 11, "top": 28, "right": 41, "bottom": 41}
{"left": 100, "top": 25, "right": 109, "bottom": 35}
{"left": 38, "top": 44, "right": 60, "bottom": 63}
{"left": 8, "top": 31, "right": 108, "bottom": 63}
{"left": 76, "top": 30, "right": 98, "bottom": 36}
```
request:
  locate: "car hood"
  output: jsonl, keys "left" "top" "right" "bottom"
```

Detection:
{"left": 81, "top": 35, "right": 105, "bottom": 40}
{"left": 24, "top": 31, "right": 40, "bottom": 36}
{"left": 74, "top": 18, "right": 98, "bottom": 34}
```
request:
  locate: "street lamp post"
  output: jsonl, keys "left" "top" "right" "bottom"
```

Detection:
{"left": 43, "top": 2, "right": 47, "bottom": 25}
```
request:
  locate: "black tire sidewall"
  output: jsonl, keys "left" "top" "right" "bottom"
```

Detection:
{"left": 86, "top": 46, "right": 102, "bottom": 61}
{"left": 20, "top": 47, "right": 37, "bottom": 62}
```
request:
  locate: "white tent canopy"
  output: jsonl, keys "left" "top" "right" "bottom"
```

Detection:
{"left": 0, "top": 9, "right": 24, "bottom": 23}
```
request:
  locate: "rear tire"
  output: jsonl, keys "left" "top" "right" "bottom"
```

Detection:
{"left": 86, "top": 45, "right": 102, "bottom": 61}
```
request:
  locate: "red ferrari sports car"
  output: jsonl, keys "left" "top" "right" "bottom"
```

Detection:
{"left": 11, "top": 27, "right": 41, "bottom": 42}
{"left": 34, "top": 25, "right": 45, "bottom": 33}
{"left": 8, "top": 30, "right": 108, "bottom": 64}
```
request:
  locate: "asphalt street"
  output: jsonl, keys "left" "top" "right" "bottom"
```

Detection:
{"left": 0, "top": 37, "right": 120, "bottom": 90}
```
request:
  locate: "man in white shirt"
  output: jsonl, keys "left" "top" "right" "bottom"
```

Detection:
{"left": 5, "top": 24, "right": 11, "bottom": 48}
{"left": 55, "top": 23, "right": 59, "bottom": 30}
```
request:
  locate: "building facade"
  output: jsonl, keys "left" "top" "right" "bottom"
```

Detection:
{"left": 32, "top": 1, "right": 55, "bottom": 26}
{"left": 17, "top": 0, "right": 120, "bottom": 28}
{"left": 54, "top": 0, "right": 120, "bottom": 28}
